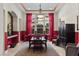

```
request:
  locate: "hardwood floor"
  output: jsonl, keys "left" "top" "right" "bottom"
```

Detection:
{"left": 15, "top": 41, "right": 65, "bottom": 56}
{"left": 4, "top": 41, "right": 65, "bottom": 56}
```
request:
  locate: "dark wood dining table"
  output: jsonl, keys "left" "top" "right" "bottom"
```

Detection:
{"left": 29, "top": 36, "right": 47, "bottom": 49}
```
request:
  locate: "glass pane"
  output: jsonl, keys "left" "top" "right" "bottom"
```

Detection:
{"left": 32, "top": 14, "right": 49, "bottom": 34}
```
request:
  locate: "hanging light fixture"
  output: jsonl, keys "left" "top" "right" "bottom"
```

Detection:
{"left": 36, "top": 3, "right": 44, "bottom": 22}
{"left": 39, "top": 3, "right": 42, "bottom": 13}
{"left": 38, "top": 4, "right": 43, "bottom": 18}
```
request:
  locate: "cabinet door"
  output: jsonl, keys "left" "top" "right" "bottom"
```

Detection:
{"left": 66, "top": 24, "right": 75, "bottom": 43}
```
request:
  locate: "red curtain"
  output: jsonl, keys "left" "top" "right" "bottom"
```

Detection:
{"left": 26, "top": 13, "right": 32, "bottom": 35}
{"left": 48, "top": 13, "right": 54, "bottom": 41}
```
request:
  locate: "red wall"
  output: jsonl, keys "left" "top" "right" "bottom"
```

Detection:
{"left": 75, "top": 32, "right": 78, "bottom": 45}
{"left": 48, "top": 13, "right": 54, "bottom": 41}
{"left": 4, "top": 31, "right": 19, "bottom": 50}
{"left": 26, "top": 13, "right": 32, "bottom": 35}
{"left": 53, "top": 31, "right": 59, "bottom": 39}
{"left": 20, "top": 31, "right": 26, "bottom": 41}
{"left": 10, "top": 31, "right": 19, "bottom": 45}
{"left": 4, "top": 32, "right": 8, "bottom": 50}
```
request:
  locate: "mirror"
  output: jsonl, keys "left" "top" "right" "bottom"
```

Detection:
{"left": 7, "top": 12, "right": 13, "bottom": 36}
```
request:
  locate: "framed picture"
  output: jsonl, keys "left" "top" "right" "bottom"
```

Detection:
{"left": 77, "top": 16, "right": 79, "bottom": 30}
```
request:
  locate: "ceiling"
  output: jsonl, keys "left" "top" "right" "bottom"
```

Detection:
{"left": 22, "top": 3, "right": 58, "bottom": 10}
{"left": 19, "top": 3, "right": 64, "bottom": 12}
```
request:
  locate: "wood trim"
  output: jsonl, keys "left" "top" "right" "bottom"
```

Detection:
{"left": 77, "top": 16, "right": 79, "bottom": 30}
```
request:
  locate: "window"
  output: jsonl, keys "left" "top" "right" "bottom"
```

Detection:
{"left": 32, "top": 14, "right": 49, "bottom": 34}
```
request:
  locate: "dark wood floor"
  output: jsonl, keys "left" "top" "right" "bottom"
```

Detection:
{"left": 15, "top": 41, "right": 65, "bottom": 56}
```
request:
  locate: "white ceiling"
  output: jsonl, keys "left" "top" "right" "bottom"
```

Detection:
{"left": 22, "top": 3, "right": 58, "bottom": 10}
{"left": 21, "top": 3, "right": 64, "bottom": 11}
{"left": 18, "top": 3, "right": 64, "bottom": 13}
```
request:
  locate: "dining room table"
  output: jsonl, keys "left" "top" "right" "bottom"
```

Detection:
{"left": 29, "top": 36, "right": 47, "bottom": 49}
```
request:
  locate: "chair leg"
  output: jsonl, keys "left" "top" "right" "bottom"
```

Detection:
{"left": 45, "top": 43, "right": 47, "bottom": 49}
{"left": 29, "top": 43, "right": 31, "bottom": 48}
